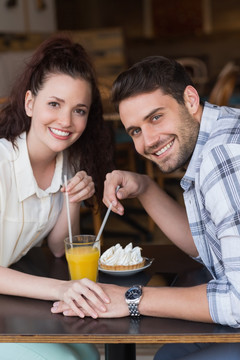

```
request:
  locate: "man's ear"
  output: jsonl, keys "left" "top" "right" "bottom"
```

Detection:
{"left": 25, "top": 90, "right": 34, "bottom": 117}
{"left": 184, "top": 85, "right": 200, "bottom": 115}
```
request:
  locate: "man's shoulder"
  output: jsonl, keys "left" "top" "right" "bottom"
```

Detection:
{"left": 218, "top": 104, "right": 240, "bottom": 119}
{"left": 202, "top": 103, "right": 240, "bottom": 143}
{"left": 203, "top": 102, "right": 240, "bottom": 120}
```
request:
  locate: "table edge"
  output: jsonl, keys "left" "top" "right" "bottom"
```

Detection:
{"left": 1, "top": 334, "right": 240, "bottom": 343}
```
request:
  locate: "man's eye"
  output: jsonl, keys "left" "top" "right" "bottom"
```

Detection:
{"left": 153, "top": 114, "right": 161, "bottom": 121}
{"left": 131, "top": 128, "right": 141, "bottom": 136}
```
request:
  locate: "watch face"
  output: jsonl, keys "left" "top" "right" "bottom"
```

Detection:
{"left": 126, "top": 285, "right": 142, "bottom": 300}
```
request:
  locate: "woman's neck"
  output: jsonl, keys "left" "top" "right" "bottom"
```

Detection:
{"left": 26, "top": 132, "right": 58, "bottom": 190}
{"left": 31, "top": 157, "right": 56, "bottom": 190}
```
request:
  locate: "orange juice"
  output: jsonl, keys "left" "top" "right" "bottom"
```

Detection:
{"left": 66, "top": 246, "right": 100, "bottom": 281}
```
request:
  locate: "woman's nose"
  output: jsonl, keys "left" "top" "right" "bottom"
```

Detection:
{"left": 58, "top": 112, "right": 72, "bottom": 127}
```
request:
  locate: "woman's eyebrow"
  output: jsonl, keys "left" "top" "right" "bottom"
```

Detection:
{"left": 49, "top": 96, "right": 64, "bottom": 102}
{"left": 49, "top": 96, "right": 89, "bottom": 109}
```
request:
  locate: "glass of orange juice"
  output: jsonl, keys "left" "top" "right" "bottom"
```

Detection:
{"left": 64, "top": 235, "right": 100, "bottom": 282}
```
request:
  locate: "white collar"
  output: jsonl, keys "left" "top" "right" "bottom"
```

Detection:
{"left": 14, "top": 133, "right": 64, "bottom": 201}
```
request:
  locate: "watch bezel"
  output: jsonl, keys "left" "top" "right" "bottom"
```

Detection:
{"left": 125, "top": 285, "right": 142, "bottom": 301}
{"left": 125, "top": 285, "right": 143, "bottom": 316}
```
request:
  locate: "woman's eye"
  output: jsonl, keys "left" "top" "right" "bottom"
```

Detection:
{"left": 75, "top": 108, "right": 86, "bottom": 116}
{"left": 49, "top": 101, "right": 59, "bottom": 107}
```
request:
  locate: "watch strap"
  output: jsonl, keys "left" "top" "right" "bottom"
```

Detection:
{"left": 128, "top": 303, "right": 141, "bottom": 317}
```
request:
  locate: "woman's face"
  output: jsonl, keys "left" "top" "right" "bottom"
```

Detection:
{"left": 25, "top": 73, "right": 92, "bottom": 158}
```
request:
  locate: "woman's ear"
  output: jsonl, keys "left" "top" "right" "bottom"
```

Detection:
{"left": 184, "top": 85, "right": 200, "bottom": 116}
{"left": 25, "top": 90, "right": 34, "bottom": 117}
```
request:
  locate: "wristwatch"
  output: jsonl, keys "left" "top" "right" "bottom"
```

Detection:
{"left": 125, "top": 285, "right": 143, "bottom": 316}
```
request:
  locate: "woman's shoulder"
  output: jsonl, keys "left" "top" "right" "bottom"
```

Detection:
{"left": 0, "top": 138, "right": 16, "bottom": 161}
{"left": 0, "top": 139, "right": 16, "bottom": 195}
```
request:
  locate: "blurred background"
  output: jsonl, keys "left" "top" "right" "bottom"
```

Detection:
{"left": 1, "top": 0, "right": 240, "bottom": 101}
{"left": 1, "top": 0, "right": 240, "bottom": 243}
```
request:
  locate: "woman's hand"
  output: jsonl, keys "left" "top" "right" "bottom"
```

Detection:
{"left": 51, "top": 283, "right": 129, "bottom": 318}
{"left": 62, "top": 171, "right": 95, "bottom": 203}
{"left": 52, "top": 278, "right": 110, "bottom": 319}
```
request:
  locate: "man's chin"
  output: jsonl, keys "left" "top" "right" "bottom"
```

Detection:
{"left": 155, "top": 161, "right": 182, "bottom": 174}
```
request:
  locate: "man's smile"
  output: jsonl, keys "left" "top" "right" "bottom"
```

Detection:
{"left": 145, "top": 139, "right": 174, "bottom": 158}
{"left": 154, "top": 139, "right": 174, "bottom": 156}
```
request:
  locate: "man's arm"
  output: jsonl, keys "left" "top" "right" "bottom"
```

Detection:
{"left": 139, "top": 284, "right": 211, "bottom": 322}
{"left": 52, "top": 283, "right": 212, "bottom": 323}
{"left": 96, "top": 284, "right": 212, "bottom": 323}
{"left": 137, "top": 175, "right": 197, "bottom": 257}
{"left": 103, "top": 170, "right": 197, "bottom": 257}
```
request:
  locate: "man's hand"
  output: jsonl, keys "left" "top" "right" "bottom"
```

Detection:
{"left": 51, "top": 283, "right": 129, "bottom": 318}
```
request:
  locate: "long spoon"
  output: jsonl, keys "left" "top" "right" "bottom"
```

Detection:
{"left": 96, "top": 185, "right": 120, "bottom": 241}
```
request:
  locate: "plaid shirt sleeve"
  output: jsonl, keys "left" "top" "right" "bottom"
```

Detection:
{"left": 200, "top": 143, "right": 240, "bottom": 327}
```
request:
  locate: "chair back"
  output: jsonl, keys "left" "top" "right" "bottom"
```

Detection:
{"left": 176, "top": 57, "right": 208, "bottom": 94}
{"left": 0, "top": 97, "right": 7, "bottom": 104}
{"left": 209, "top": 61, "right": 240, "bottom": 106}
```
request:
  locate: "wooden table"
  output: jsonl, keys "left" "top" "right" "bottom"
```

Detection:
{"left": 1, "top": 245, "right": 240, "bottom": 360}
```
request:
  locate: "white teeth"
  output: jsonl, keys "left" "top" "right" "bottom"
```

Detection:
{"left": 50, "top": 128, "right": 70, "bottom": 137}
{"left": 155, "top": 140, "right": 174, "bottom": 156}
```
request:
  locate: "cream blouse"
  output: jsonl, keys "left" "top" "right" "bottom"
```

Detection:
{"left": 0, "top": 133, "right": 68, "bottom": 267}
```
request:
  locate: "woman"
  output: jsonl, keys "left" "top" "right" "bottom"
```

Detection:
{"left": 0, "top": 35, "right": 114, "bottom": 359}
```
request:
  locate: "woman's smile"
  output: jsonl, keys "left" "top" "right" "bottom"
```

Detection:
{"left": 49, "top": 127, "right": 72, "bottom": 139}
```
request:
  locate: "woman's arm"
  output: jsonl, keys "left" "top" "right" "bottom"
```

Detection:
{"left": 0, "top": 266, "right": 109, "bottom": 318}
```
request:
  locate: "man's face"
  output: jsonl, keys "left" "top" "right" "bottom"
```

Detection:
{"left": 119, "top": 88, "right": 200, "bottom": 173}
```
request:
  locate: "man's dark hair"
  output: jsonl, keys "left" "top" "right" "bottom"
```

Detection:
{"left": 111, "top": 55, "right": 194, "bottom": 111}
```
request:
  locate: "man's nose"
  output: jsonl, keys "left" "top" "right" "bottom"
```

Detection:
{"left": 143, "top": 127, "right": 159, "bottom": 148}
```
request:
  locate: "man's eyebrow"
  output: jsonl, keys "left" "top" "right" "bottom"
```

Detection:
{"left": 125, "top": 125, "right": 136, "bottom": 134}
{"left": 143, "top": 107, "right": 164, "bottom": 120}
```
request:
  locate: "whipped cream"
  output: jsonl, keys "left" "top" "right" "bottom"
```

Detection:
{"left": 100, "top": 243, "right": 143, "bottom": 266}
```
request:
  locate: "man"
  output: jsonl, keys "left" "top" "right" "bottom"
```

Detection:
{"left": 53, "top": 56, "right": 240, "bottom": 359}
{"left": 102, "top": 56, "right": 240, "bottom": 359}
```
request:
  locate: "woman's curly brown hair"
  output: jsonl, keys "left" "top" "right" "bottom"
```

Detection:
{"left": 0, "top": 35, "right": 114, "bottom": 208}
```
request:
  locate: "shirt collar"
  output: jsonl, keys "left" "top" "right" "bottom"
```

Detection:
{"left": 181, "top": 102, "right": 220, "bottom": 191}
{"left": 14, "top": 133, "right": 64, "bottom": 201}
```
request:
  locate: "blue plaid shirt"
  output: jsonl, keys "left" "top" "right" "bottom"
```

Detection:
{"left": 181, "top": 102, "right": 240, "bottom": 327}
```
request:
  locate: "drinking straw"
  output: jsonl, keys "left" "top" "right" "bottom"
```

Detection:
{"left": 96, "top": 185, "right": 120, "bottom": 241}
{"left": 64, "top": 175, "right": 73, "bottom": 243}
